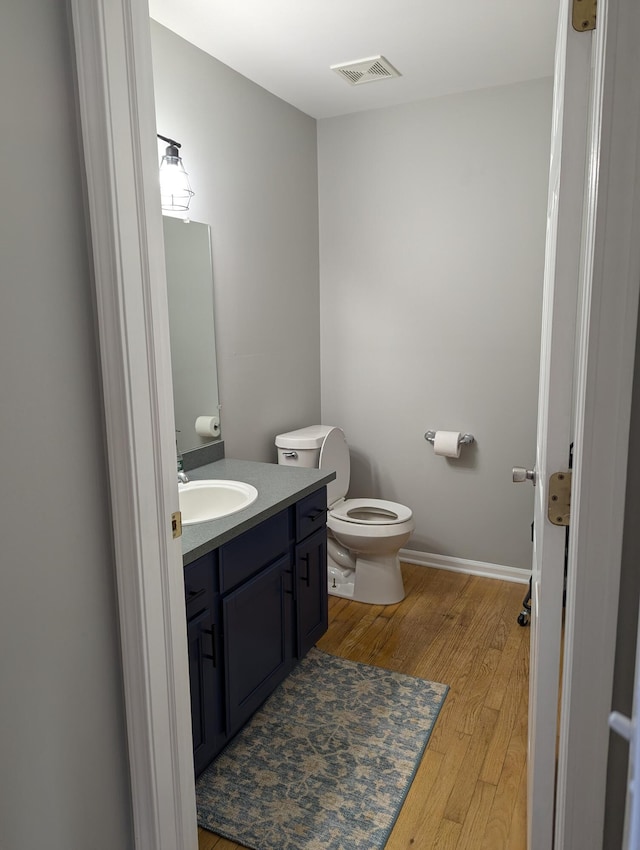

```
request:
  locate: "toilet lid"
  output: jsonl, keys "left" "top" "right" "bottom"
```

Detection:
{"left": 329, "top": 498, "right": 413, "bottom": 525}
{"left": 319, "top": 427, "right": 350, "bottom": 505}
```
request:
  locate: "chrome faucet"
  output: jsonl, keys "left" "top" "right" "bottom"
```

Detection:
{"left": 176, "top": 429, "right": 188, "bottom": 483}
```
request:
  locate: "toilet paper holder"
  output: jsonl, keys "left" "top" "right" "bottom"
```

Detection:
{"left": 424, "top": 431, "right": 475, "bottom": 446}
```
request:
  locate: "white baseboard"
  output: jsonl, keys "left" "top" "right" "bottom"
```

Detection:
{"left": 399, "top": 549, "right": 531, "bottom": 585}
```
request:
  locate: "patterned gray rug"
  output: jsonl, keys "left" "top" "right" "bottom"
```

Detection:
{"left": 196, "top": 648, "right": 448, "bottom": 850}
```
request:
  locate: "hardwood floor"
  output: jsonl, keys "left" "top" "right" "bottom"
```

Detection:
{"left": 198, "top": 563, "right": 530, "bottom": 850}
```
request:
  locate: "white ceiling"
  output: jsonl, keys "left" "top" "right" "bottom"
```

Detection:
{"left": 148, "top": 0, "right": 560, "bottom": 120}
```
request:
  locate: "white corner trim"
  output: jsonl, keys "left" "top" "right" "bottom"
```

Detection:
{"left": 399, "top": 549, "right": 531, "bottom": 585}
{"left": 70, "top": 2, "right": 197, "bottom": 850}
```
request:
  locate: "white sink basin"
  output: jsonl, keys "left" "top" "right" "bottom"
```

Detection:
{"left": 178, "top": 479, "right": 258, "bottom": 525}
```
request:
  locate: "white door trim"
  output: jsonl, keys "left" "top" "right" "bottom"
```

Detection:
{"left": 70, "top": 3, "right": 197, "bottom": 849}
{"left": 528, "top": 2, "right": 592, "bottom": 845}
{"left": 556, "top": 0, "right": 640, "bottom": 845}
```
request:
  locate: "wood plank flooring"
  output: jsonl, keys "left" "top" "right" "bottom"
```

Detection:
{"left": 198, "top": 563, "right": 530, "bottom": 850}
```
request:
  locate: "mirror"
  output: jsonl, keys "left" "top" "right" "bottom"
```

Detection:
{"left": 162, "top": 216, "right": 220, "bottom": 454}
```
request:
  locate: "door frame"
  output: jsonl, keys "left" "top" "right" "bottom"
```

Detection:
{"left": 555, "top": 0, "right": 640, "bottom": 846}
{"left": 527, "top": 3, "right": 592, "bottom": 844}
{"left": 68, "top": 2, "right": 640, "bottom": 849}
{"left": 70, "top": 3, "right": 197, "bottom": 849}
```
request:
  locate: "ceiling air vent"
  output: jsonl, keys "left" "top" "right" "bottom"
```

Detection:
{"left": 330, "top": 55, "right": 401, "bottom": 86}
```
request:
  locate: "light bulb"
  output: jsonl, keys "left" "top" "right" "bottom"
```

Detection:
{"left": 159, "top": 145, "right": 194, "bottom": 212}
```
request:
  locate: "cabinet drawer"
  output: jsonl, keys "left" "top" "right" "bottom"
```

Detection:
{"left": 184, "top": 552, "right": 217, "bottom": 618}
{"left": 219, "top": 509, "right": 291, "bottom": 594}
{"left": 295, "top": 487, "right": 327, "bottom": 542}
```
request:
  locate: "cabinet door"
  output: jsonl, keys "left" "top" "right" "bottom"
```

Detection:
{"left": 187, "top": 606, "right": 222, "bottom": 777}
{"left": 295, "top": 526, "right": 328, "bottom": 658}
{"left": 223, "top": 554, "right": 293, "bottom": 737}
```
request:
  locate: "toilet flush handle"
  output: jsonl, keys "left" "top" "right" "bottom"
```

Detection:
{"left": 283, "top": 451, "right": 298, "bottom": 459}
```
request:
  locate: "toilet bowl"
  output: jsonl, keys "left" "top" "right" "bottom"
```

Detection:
{"left": 275, "top": 425, "right": 414, "bottom": 605}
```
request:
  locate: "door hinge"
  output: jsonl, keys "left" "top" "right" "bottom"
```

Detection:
{"left": 172, "top": 511, "right": 182, "bottom": 539}
{"left": 548, "top": 471, "right": 572, "bottom": 526}
{"left": 572, "top": 0, "right": 596, "bottom": 31}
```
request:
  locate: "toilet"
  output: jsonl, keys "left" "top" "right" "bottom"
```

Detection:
{"left": 275, "top": 425, "right": 414, "bottom": 605}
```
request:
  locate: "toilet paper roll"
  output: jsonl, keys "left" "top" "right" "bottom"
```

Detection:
{"left": 195, "top": 415, "right": 221, "bottom": 437}
{"left": 433, "top": 430, "right": 461, "bottom": 458}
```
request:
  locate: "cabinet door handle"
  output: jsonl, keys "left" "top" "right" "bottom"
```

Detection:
{"left": 309, "top": 508, "right": 327, "bottom": 523}
{"left": 299, "top": 553, "right": 310, "bottom": 587}
{"left": 201, "top": 627, "right": 216, "bottom": 667}
{"left": 186, "top": 587, "right": 206, "bottom": 603}
{"left": 284, "top": 569, "right": 295, "bottom": 597}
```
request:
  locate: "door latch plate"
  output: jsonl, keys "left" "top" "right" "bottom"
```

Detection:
{"left": 548, "top": 471, "right": 572, "bottom": 526}
{"left": 172, "top": 511, "right": 182, "bottom": 539}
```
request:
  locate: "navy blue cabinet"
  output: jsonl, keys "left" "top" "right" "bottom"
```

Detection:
{"left": 223, "top": 554, "right": 293, "bottom": 736}
{"left": 184, "top": 486, "right": 327, "bottom": 777}
{"left": 295, "top": 527, "right": 328, "bottom": 659}
{"left": 294, "top": 488, "right": 328, "bottom": 658}
{"left": 184, "top": 553, "right": 224, "bottom": 777}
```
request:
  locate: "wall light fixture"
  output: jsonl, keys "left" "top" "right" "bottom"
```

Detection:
{"left": 157, "top": 134, "right": 195, "bottom": 212}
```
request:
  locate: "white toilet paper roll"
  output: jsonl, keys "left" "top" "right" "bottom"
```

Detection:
{"left": 433, "top": 430, "right": 461, "bottom": 458}
{"left": 195, "top": 415, "right": 220, "bottom": 437}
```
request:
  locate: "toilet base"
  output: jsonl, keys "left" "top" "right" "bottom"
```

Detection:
{"left": 328, "top": 565, "right": 355, "bottom": 600}
{"left": 327, "top": 553, "right": 405, "bottom": 605}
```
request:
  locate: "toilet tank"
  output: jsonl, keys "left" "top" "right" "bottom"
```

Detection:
{"left": 275, "top": 425, "right": 330, "bottom": 468}
{"left": 275, "top": 425, "right": 350, "bottom": 507}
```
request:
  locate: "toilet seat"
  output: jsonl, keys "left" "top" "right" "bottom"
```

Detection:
{"left": 329, "top": 497, "right": 413, "bottom": 526}
{"left": 318, "top": 426, "right": 351, "bottom": 506}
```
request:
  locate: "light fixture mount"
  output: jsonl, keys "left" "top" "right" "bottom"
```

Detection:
{"left": 157, "top": 133, "right": 180, "bottom": 159}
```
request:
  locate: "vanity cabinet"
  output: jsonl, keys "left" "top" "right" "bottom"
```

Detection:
{"left": 294, "top": 490, "right": 328, "bottom": 658}
{"left": 184, "top": 485, "right": 328, "bottom": 777}
{"left": 184, "top": 554, "right": 224, "bottom": 777}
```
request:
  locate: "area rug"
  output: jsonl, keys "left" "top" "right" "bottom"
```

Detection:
{"left": 196, "top": 648, "right": 448, "bottom": 850}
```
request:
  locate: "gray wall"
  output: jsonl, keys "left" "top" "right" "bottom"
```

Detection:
{"left": 0, "top": 2, "right": 133, "bottom": 849}
{"left": 318, "top": 78, "right": 553, "bottom": 570}
{"left": 150, "top": 22, "right": 321, "bottom": 462}
{"left": 150, "top": 23, "right": 551, "bottom": 571}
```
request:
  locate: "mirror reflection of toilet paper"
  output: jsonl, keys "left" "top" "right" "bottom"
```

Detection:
{"left": 195, "top": 415, "right": 220, "bottom": 437}
{"left": 433, "top": 430, "right": 461, "bottom": 458}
